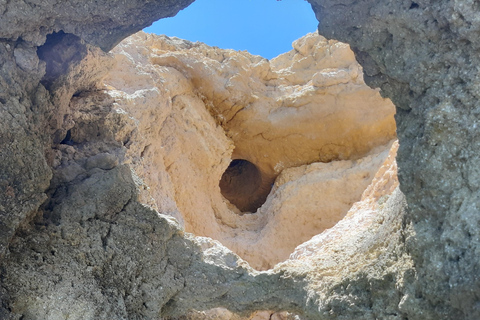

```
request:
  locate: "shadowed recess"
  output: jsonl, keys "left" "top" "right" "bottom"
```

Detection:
{"left": 219, "top": 159, "right": 268, "bottom": 213}
{"left": 36, "top": 31, "right": 87, "bottom": 88}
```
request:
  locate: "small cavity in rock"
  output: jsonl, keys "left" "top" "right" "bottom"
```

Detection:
{"left": 219, "top": 159, "right": 266, "bottom": 213}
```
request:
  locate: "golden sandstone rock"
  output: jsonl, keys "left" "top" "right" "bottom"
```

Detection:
{"left": 105, "top": 31, "right": 397, "bottom": 270}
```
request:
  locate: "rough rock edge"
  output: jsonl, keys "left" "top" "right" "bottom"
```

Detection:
{"left": 0, "top": 0, "right": 478, "bottom": 319}
{"left": 105, "top": 31, "right": 396, "bottom": 271}
{"left": 308, "top": 0, "right": 480, "bottom": 317}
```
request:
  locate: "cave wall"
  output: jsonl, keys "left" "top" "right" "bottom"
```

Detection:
{"left": 0, "top": 0, "right": 195, "bottom": 51}
{"left": 308, "top": 0, "right": 480, "bottom": 317}
{"left": 0, "top": 0, "right": 195, "bottom": 263}
{"left": 0, "top": 0, "right": 479, "bottom": 319}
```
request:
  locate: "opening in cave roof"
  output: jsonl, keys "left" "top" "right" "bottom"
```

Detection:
{"left": 143, "top": 0, "right": 318, "bottom": 60}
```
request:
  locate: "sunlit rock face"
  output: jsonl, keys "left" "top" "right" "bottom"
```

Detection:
{"left": 104, "top": 31, "right": 396, "bottom": 270}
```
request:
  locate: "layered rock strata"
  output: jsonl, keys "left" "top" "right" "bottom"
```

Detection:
{"left": 104, "top": 31, "right": 396, "bottom": 270}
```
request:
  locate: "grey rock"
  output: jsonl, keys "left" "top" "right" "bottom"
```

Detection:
{"left": 54, "top": 162, "right": 86, "bottom": 184}
{"left": 308, "top": 0, "right": 480, "bottom": 318}
{"left": 0, "top": 40, "right": 52, "bottom": 261}
{"left": 0, "top": 0, "right": 479, "bottom": 319}
{"left": 0, "top": 0, "right": 195, "bottom": 50}
{"left": 1, "top": 165, "right": 308, "bottom": 319}
{"left": 85, "top": 152, "right": 119, "bottom": 170}
{"left": 0, "top": 32, "right": 113, "bottom": 261}
{"left": 13, "top": 44, "right": 40, "bottom": 72}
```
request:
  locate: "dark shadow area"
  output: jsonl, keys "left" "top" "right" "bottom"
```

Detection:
{"left": 37, "top": 31, "right": 87, "bottom": 88}
{"left": 219, "top": 159, "right": 268, "bottom": 213}
{"left": 59, "top": 129, "right": 74, "bottom": 145}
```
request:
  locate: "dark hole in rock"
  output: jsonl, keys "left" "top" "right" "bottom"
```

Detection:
{"left": 36, "top": 31, "right": 87, "bottom": 88}
{"left": 60, "top": 129, "right": 74, "bottom": 145}
{"left": 219, "top": 159, "right": 269, "bottom": 213}
{"left": 409, "top": 2, "right": 419, "bottom": 9}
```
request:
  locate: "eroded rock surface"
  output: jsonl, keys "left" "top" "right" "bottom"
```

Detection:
{"left": 0, "top": 0, "right": 194, "bottom": 50}
{"left": 1, "top": 0, "right": 479, "bottom": 319}
{"left": 104, "top": 31, "right": 396, "bottom": 270}
{"left": 1, "top": 164, "right": 310, "bottom": 319}
{"left": 0, "top": 0, "right": 193, "bottom": 265}
{"left": 308, "top": 0, "right": 480, "bottom": 317}
{"left": 0, "top": 22, "right": 399, "bottom": 320}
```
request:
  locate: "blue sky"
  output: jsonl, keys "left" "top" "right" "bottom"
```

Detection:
{"left": 143, "top": 0, "right": 318, "bottom": 60}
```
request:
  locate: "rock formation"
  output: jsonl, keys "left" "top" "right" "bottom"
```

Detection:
{"left": 0, "top": 0, "right": 479, "bottom": 319}
{"left": 308, "top": 0, "right": 480, "bottom": 318}
{"left": 104, "top": 31, "right": 396, "bottom": 270}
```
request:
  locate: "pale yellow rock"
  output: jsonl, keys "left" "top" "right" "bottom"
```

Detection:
{"left": 103, "top": 31, "right": 397, "bottom": 270}
{"left": 289, "top": 140, "right": 399, "bottom": 261}
{"left": 229, "top": 142, "right": 395, "bottom": 270}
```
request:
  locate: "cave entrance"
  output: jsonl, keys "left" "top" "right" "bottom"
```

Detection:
{"left": 219, "top": 159, "right": 268, "bottom": 213}
{"left": 107, "top": 27, "right": 397, "bottom": 272}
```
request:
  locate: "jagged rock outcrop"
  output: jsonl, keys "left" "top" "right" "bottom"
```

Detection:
{"left": 0, "top": 0, "right": 195, "bottom": 51}
{"left": 0, "top": 0, "right": 479, "bottom": 319}
{"left": 0, "top": 30, "right": 114, "bottom": 263}
{"left": 0, "top": 0, "right": 194, "bottom": 264}
{"left": 308, "top": 0, "right": 480, "bottom": 318}
{"left": 0, "top": 10, "right": 399, "bottom": 320}
{"left": 0, "top": 164, "right": 308, "bottom": 319}
{"left": 104, "top": 31, "right": 396, "bottom": 269}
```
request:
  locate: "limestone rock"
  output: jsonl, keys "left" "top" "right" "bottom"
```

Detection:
{"left": 0, "top": 165, "right": 306, "bottom": 319}
{"left": 240, "top": 142, "right": 396, "bottom": 269}
{"left": 0, "top": 31, "right": 113, "bottom": 261}
{"left": 0, "top": 0, "right": 194, "bottom": 50}
{"left": 0, "top": 21, "right": 400, "bottom": 318}
{"left": 290, "top": 140, "right": 399, "bottom": 260}
{"left": 105, "top": 31, "right": 396, "bottom": 270}
{"left": 1, "top": 0, "right": 479, "bottom": 319}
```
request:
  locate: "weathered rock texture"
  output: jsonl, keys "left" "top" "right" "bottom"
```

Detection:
{"left": 0, "top": 0, "right": 195, "bottom": 51}
{"left": 1, "top": 164, "right": 308, "bottom": 319}
{"left": 308, "top": 0, "right": 480, "bottom": 318}
{"left": 104, "top": 31, "right": 396, "bottom": 270}
{"left": 0, "top": 0, "right": 194, "bottom": 265}
{"left": 0, "top": 0, "right": 479, "bottom": 319}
